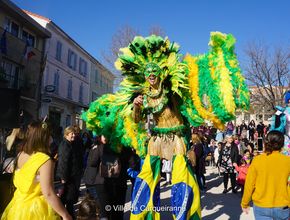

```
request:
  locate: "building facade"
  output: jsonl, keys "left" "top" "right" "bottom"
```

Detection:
{"left": 90, "top": 59, "right": 114, "bottom": 102}
{"left": 25, "top": 11, "right": 114, "bottom": 135}
{"left": 0, "top": 0, "right": 51, "bottom": 125}
{"left": 25, "top": 11, "right": 89, "bottom": 133}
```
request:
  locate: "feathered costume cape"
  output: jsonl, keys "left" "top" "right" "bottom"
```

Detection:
{"left": 82, "top": 32, "right": 249, "bottom": 158}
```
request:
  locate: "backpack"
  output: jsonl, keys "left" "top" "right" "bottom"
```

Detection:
{"left": 100, "top": 153, "right": 121, "bottom": 178}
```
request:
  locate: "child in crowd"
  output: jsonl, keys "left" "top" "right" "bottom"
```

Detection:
{"left": 208, "top": 139, "right": 216, "bottom": 166}
{"left": 243, "top": 149, "right": 252, "bottom": 165}
{"left": 77, "top": 193, "right": 100, "bottom": 220}
{"left": 234, "top": 158, "right": 250, "bottom": 194}
{"left": 246, "top": 142, "right": 254, "bottom": 155}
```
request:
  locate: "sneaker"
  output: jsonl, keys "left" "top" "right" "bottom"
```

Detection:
{"left": 222, "top": 189, "right": 228, "bottom": 194}
{"left": 232, "top": 189, "right": 237, "bottom": 194}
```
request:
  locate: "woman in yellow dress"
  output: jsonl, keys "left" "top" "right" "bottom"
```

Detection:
{"left": 1, "top": 121, "right": 72, "bottom": 220}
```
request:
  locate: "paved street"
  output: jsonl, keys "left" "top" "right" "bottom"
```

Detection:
{"left": 123, "top": 166, "right": 255, "bottom": 220}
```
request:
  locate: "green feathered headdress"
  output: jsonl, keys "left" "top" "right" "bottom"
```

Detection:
{"left": 114, "top": 35, "right": 188, "bottom": 97}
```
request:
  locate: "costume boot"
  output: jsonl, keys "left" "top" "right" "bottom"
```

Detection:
{"left": 130, "top": 155, "right": 161, "bottom": 220}
{"left": 171, "top": 155, "right": 201, "bottom": 220}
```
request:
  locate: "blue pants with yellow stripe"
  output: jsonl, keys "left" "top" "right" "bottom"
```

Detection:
{"left": 130, "top": 155, "right": 201, "bottom": 220}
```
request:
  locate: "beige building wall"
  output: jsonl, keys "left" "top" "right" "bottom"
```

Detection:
{"left": 90, "top": 60, "right": 114, "bottom": 102}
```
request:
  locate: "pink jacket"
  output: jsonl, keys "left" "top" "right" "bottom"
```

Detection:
{"left": 234, "top": 164, "right": 249, "bottom": 185}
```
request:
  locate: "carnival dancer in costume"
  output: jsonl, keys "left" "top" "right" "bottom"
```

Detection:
{"left": 270, "top": 91, "right": 290, "bottom": 156}
{"left": 82, "top": 32, "right": 249, "bottom": 220}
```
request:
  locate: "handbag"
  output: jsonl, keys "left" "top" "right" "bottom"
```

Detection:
{"left": 100, "top": 153, "right": 121, "bottom": 178}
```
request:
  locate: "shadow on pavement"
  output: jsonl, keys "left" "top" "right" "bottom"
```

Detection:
{"left": 201, "top": 169, "right": 244, "bottom": 220}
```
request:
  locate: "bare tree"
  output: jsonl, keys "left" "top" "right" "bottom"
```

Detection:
{"left": 244, "top": 43, "right": 290, "bottom": 114}
{"left": 101, "top": 26, "right": 139, "bottom": 72}
{"left": 101, "top": 25, "right": 166, "bottom": 90}
{"left": 148, "top": 26, "right": 165, "bottom": 37}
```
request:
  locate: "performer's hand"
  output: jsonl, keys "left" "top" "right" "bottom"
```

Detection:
{"left": 133, "top": 95, "right": 143, "bottom": 107}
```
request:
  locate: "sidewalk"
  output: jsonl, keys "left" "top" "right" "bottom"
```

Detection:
{"left": 123, "top": 166, "right": 255, "bottom": 220}
{"left": 200, "top": 166, "right": 254, "bottom": 220}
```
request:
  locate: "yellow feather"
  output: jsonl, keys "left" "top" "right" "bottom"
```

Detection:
{"left": 184, "top": 54, "right": 225, "bottom": 130}
{"left": 166, "top": 52, "right": 177, "bottom": 68}
{"left": 120, "top": 47, "right": 134, "bottom": 57}
{"left": 215, "top": 50, "right": 236, "bottom": 115}
{"left": 124, "top": 116, "right": 138, "bottom": 149}
{"left": 114, "top": 60, "right": 122, "bottom": 70}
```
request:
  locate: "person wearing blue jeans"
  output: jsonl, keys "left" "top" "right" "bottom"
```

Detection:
{"left": 241, "top": 131, "right": 290, "bottom": 220}
{"left": 253, "top": 205, "right": 289, "bottom": 220}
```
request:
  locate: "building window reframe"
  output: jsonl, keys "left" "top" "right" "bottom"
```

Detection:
{"left": 79, "top": 82, "right": 83, "bottom": 103}
{"left": 56, "top": 41, "right": 62, "bottom": 62}
{"left": 21, "top": 28, "right": 36, "bottom": 48}
{"left": 67, "top": 78, "right": 72, "bottom": 99}
{"left": 53, "top": 70, "right": 60, "bottom": 95}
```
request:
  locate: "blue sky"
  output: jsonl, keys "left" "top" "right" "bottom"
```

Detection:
{"left": 13, "top": 0, "right": 290, "bottom": 66}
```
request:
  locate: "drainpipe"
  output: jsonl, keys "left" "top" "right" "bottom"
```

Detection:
{"left": 37, "top": 38, "right": 47, "bottom": 120}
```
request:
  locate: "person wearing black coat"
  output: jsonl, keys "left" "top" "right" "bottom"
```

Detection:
{"left": 84, "top": 134, "right": 130, "bottom": 220}
{"left": 218, "top": 135, "right": 239, "bottom": 194}
{"left": 103, "top": 146, "right": 131, "bottom": 220}
{"left": 189, "top": 133, "right": 206, "bottom": 191}
{"left": 56, "top": 126, "right": 84, "bottom": 219}
{"left": 83, "top": 136, "right": 108, "bottom": 219}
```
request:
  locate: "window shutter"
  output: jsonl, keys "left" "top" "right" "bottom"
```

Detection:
{"left": 79, "top": 57, "right": 82, "bottom": 74}
{"left": 84, "top": 61, "right": 87, "bottom": 77}
{"left": 59, "top": 43, "right": 62, "bottom": 60}
{"left": 74, "top": 53, "right": 77, "bottom": 70}
{"left": 67, "top": 49, "right": 71, "bottom": 67}
{"left": 95, "top": 69, "right": 98, "bottom": 83}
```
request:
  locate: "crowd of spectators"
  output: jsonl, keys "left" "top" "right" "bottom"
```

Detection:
{"left": 1, "top": 118, "right": 288, "bottom": 220}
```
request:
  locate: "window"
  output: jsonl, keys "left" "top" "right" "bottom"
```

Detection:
{"left": 67, "top": 79, "right": 72, "bottom": 99}
{"left": 3, "top": 17, "right": 11, "bottom": 30}
{"left": 95, "top": 69, "right": 99, "bottom": 83}
{"left": 22, "top": 30, "right": 35, "bottom": 47}
{"left": 67, "top": 49, "right": 77, "bottom": 70}
{"left": 3, "top": 18, "right": 36, "bottom": 47}
{"left": 65, "top": 115, "right": 71, "bottom": 127}
{"left": 11, "top": 22, "right": 19, "bottom": 37}
{"left": 79, "top": 83, "right": 83, "bottom": 103}
{"left": 100, "top": 74, "right": 103, "bottom": 87}
{"left": 79, "top": 58, "right": 87, "bottom": 76}
{"left": 0, "top": 60, "right": 21, "bottom": 89}
{"left": 56, "top": 41, "right": 62, "bottom": 61}
{"left": 92, "top": 91, "right": 98, "bottom": 101}
{"left": 53, "top": 70, "right": 60, "bottom": 94}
